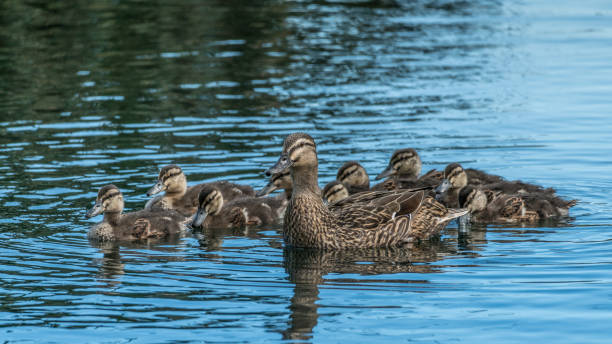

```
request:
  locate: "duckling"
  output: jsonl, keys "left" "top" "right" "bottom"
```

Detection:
{"left": 435, "top": 163, "right": 469, "bottom": 208}
{"left": 256, "top": 169, "right": 293, "bottom": 200}
{"left": 145, "top": 164, "right": 255, "bottom": 217}
{"left": 192, "top": 186, "right": 286, "bottom": 229}
{"left": 458, "top": 186, "right": 539, "bottom": 223}
{"left": 437, "top": 163, "right": 576, "bottom": 218}
{"left": 336, "top": 161, "right": 370, "bottom": 193}
{"left": 322, "top": 180, "right": 350, "bottom": 204}
{"left": 265, "top": 133, "right": 467, "bottom": 249}
{"left": 374, "top": 148, "right": 443, "bottom": 190}
{"left": 86, "top": 184, "right": 187, "bottom": 241}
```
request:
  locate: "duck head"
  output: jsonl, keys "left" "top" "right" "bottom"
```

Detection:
{"left": 86, "top": 184, "right": 124, "bottom": 218}
{"left": 266, "top": 133, "right": 318, "bottom": 174}
{"left": 192, "top": 186, "right": 224, "bottom": 227}
{"left": 322, "top": 180, "right": 350, "bottom": 205}
{"left": 437, "top": 163, "right": 468, "bottom": 193}
{"left": 458, "top": 185, "right": 487, "bottom": 212}
{"left": 147, "top": 164, "right": 187, "bottom": 196}
{"left": 376, "top": 148, "right": 422, "bottom": 180}
{"left": 336, "top": 161, "right": 370, "bottom": 192}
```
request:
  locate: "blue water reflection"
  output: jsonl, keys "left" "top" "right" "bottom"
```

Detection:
{"left": 1, "top": 0, "right": 611, "bottom": 342}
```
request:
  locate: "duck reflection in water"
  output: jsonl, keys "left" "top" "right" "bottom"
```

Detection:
{"left": 89, "top": 236, "right": 187, "bottom": 287}
{"left": 280, "top": 241, "right": 458, "bottom": 341}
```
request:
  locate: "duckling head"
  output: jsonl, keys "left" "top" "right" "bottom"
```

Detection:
{"left": 375, "top": 148, "right": 422, "bottom": 180}
{"left": 336, "top": 161, "right": 370, "bottom": 191}
{"left": 147, "top": 164, "right": 187, "bottom": 196}
{"left": 322, "top": 180, "right": 350, "bottom": 204}
{"left": 256, "top": 170, "right": 292, "bottom": 197}
{"left": 266, "top": 133, "right": 317, "bottom": 174}
{"left": 86, "top": 184, "right": 124, "bottom": 218}
{"left": 458, "top": 186, "right": 487, "bottom": 212}
{"left": 192, "top": 186, "right": 224, "bottom": 227}
{"left": 443, "top": 163, "right": 468, "bottom": 190}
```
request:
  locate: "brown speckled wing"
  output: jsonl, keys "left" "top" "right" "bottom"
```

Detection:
{"left": 329, "top": 190, "right": 424, "bottom": 230}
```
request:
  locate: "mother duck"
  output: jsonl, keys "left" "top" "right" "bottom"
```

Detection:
{"left": 265, "top": 133, "right": 467, "bottom": 249}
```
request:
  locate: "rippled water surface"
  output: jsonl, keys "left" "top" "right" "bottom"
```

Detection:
{"left": 1, "top": 0, "right": 611, "bottom": 342}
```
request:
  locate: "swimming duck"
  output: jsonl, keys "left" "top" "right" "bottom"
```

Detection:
{"left": 436, "top": 163, "right": 576, "bottom": 218}
{"left": 334, "top": 160, "right": 399, "bottom": 192}
{"left": 86, "top": 184, "right": 187, "bottom": 241}
{"left": 192, "top": 186, "right": 286, "bottom": 229}
{"left": 336, "top": 161, "right": 371, "bottom": 193}
{"left": 322, "top": 180, "right": 350, "bottom": 204}
{"left": 265, "top": 133, "right": 467, "bottom": 249}
{"left": 374, "top": 148, "right": 443, "bottom": 190}
{"left": 458, "top": 185, "right": 539, "bottom": 223}
{"left": 256, "top": 169, "right": 293, "bottom": 200}
{"left": 145, "top": 164, "right": 255, "bottom": 217}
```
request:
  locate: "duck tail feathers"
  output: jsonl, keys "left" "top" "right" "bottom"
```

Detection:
{"left": 438, "top": 208, "right": 469, "bottom": 224}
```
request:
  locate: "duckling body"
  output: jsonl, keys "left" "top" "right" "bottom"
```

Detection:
{"left": 87, "top": 184, "right": 187, "bottom": 241}
{"left": 266, "top": 133, "right": 467, "bottom": 249}
{"left": 146, "top": 164, "right": 254, "bottom": 217}
{"left": 458, "top": 186, "right": 539, "bottom": 223}
{"left": 192, "top": 186, "right": 286, "bottom": 229}
{"left": 438, "top": 163, "right": 575, "bottom": 220}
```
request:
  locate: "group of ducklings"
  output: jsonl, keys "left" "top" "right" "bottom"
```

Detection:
{"left": 86, "top": 133, "right": 576, "bottom": 249}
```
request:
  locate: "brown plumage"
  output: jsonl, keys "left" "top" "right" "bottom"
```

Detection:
{"left": 265, "top": 133, "right": 467, "bottom": 249}
{"left": 145, "top": 164, "right": 254, "bottom": 217}
{"left": 322, "top": 180, "right": 350, "bottom": 204}
{"left": 374, "top": 149, "right": 444, "bottom": 190}
{"left": 192, "top": 186, "right": 286, "bottom": 229}
{"left": 336, "top": 161, "right": 370, "bottom": 194}
{"left": 86, "top": 184, "right": 187, "bottom": 241}
{"left": 458, "top": 185, "right": 539, "bottom": 223}
{"left": 439, "top": 163, "right": 576, "bottom": 220}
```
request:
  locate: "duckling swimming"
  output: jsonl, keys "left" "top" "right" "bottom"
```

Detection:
{"left": 336, "top": 161, "right": 371, "bottom": 193}
{"left": 266, "top": 133, "right": 467, "bottom": 249}
{"left": 335, "top": 160, "right": 406, "bottom": 192}
{"left": 86, "top": 184, "right": 187, "bottom": 241}
{"left": 322, "top": 180, "right": 350, "bottom": 204}
{"left": 458, "top": 185, "right": 539, "bottom": 223}
{"left": 146, "top": 164, "right": 255, "bottom": 217}
{"left": 374, "top": 149, "right": 443, "bottom": 190}
{"left": 192, "top": 186, "right": 286, "bottom": 229}
{"left": 437, "top": 163, "right": 576, "bottom": 218}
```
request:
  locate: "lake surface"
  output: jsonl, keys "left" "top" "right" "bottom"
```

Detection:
{"left": 1, "top": 0, "right": 611, "bottom": 342}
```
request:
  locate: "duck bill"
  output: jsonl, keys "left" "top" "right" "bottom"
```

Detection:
{"left": 147, "top": 181, "right": 165, "bottom": 196}
{"left": 265, "top": 154, "right": 293, "bottom": 176}
{"left": 375, "top": 165, "right": 395, "bottom": 180}
{"left": 86, "top": 203, "right": 103, "bottom": 218}
{"left": 435, "top": 179, "right": 451, "bottom": 195}
{"left": 255, "top": 183, "right": 278, "bottom": 198}
{"left": 191, "top": 208, "right": 207, "bottom": 228}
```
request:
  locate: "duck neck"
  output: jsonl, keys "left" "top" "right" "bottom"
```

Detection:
{"left": 291, "top": 164, "right": 320, "bottom": 196}
{"left": 103, "top": 212, "right": 121, "bottom": 226}
{"left": 284, "top": 187, "right": 293, "bottom": 200}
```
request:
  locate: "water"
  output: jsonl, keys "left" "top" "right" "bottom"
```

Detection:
{"left": 1, "top": 0, "right": 611, "bottom": 342}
